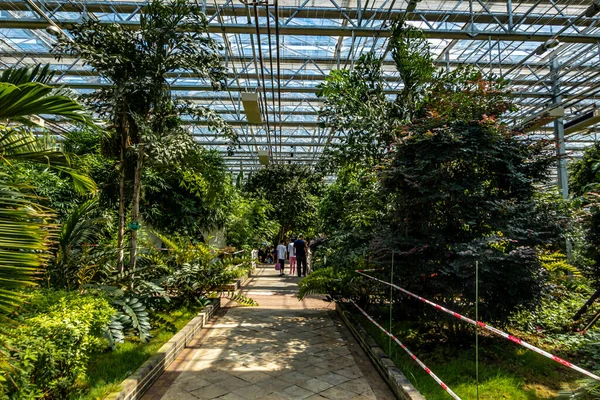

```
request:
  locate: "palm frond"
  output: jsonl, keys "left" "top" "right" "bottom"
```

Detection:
{"left": 0, "top": 82, "right": 96, "bottom": 127}
{"left": 0, "top": 64, "right": 54, "bottom": 85}
{"left": 0, "top": 128, "right": 97, "bottom": 194}
{"left": 0, "top": 182, "right": 55, "bottom": 323}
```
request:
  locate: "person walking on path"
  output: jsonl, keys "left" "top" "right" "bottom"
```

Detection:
{"left": 276, "top": 240, "right": 287, "bottom": 276}
{"left": 288, "top": 237, "right": 296, "bottom": 276}
{"left": 294, "top": 235, "right": 308, "bottom": 277}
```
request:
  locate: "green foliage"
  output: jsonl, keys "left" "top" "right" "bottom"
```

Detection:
{"left": 142, "top": 148, "right": 235, "bottom": 235}
{"left": 221, "top": 292, "right": 259, "bottom": 307}
{"left": 317, "top": 24, "right": 567, "bottom": 330}
{"left": 55, "top": 0, "right": 236, "bottom": 270}
{"left": 79, "top": 305, "right": 203, "bottom": 400}
{"left": 569, "top": 143, "right": 600, "bottom": 284}
{"left": 379, "top": 116, "right": 559, "bottom": 322}
{"left": 0, "top": 65, "right": 98, "bottom": 324}
{"left": 226, "top": 192, "right": 280, "bottom": 247}
{"left": 570, "top": 142, "right": 600, "bottom": 197}
{"left": 49, "top": 198, "right": 109, "bottom": 290}
{"left": 165, "top": 261, "right": 231, "bottom": 306}
{"left": 510, "top": 281, "right": 594, "bottom": 334}
{"left": 297, "top": 267, "right": 367, "bottom": 301}
{"left": 244, "top": 164, "right": 323, "bottom": 239}
{"left": 389, "top": 22, "right": 436, "bottom": 121}
{"left": 0, "top": 291, "right": 114, "bottom": 399}
{"left": 317, "top": 52, "right": 394, "bottom": 169}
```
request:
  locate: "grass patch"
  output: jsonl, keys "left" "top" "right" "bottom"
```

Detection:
{"left": 350, "top": 307, "right": 588, "bottom": 400}
{"left": 74, "top": 304, "right": 205, "bottom": 400}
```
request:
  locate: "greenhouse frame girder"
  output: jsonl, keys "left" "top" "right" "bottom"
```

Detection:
{"left": 2, "top": 0, "right": 600, "bottom": 178}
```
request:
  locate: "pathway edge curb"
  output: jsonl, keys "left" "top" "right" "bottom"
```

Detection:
{"left": 336, "top": 302, "right": 425, "bottom": 400}
{"left": 105, "top": 298, "right": 221, "bottom": 400}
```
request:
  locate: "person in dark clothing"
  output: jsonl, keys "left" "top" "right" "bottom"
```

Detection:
{"left": 294, "top": 235, "right": 308, "bottom": 277}
{"left": 258, "top": 248, "right": 265, "bottom": 263}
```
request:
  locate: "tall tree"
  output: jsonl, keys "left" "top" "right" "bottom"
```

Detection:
{"left": 55, "top": 0, "right": 235, "bottom": 270}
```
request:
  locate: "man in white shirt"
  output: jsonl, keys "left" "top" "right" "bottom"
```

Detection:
{"left": 276, "top": 240, "right": 287, "bottom": 276}
{"left": 287, "top": 238, "right": 296, "bottom": 275}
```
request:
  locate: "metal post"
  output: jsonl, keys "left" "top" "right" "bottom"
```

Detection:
{"left": 389, "top": 252, "right": 394, "bottom": 355}
{"left": 551, "top": 58, "right": 568, "bottom": 199}
{"left": 475, "top": 261, "right": 480, "bottom": 400}
{"left": 507, "top": 0, "right": 513, "bottom": 32}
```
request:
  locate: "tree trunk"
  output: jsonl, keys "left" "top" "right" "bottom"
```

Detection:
{"left": 117, "top": 127, "right": 127, "bottom": 273}
{"left": 574, "top": 288, "right": 600, "bottom": 321}
{"left": 129, "top": 143, "right": 145, "bottom": 271}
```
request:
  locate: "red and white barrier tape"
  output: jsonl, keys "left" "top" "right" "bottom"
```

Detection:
{"left": 350, "top": 300, "right": 461, "bottom": 400}
{"left": 357, "top": 270, "right": 600, "bottom": 381}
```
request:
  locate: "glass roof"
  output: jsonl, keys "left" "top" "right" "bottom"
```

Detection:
{"left": 1, "top": 0, "right": 600, "bottom": 174}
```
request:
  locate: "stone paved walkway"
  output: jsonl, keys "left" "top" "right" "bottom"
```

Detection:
{"left": 142, "top": 266, "right": 395, "bottom": 400}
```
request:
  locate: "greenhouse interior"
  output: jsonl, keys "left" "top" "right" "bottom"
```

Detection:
{"left": 6, "top": 0, "right": 600, "bottom": 399}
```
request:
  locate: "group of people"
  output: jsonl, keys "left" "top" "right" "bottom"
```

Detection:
{"left": 257, "top": 236, "right": 309, "bottom": 277}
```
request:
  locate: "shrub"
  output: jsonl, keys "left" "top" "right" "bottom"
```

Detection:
{"left": 165, "top": 261, "right": 231, "bottom": 306}
{"left": 0, "top": 290, "right": 114, "bottom": 399}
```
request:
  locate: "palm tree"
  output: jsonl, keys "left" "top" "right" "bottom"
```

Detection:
{"left": 0, "top": 64, "right": 98, "bottom": 320}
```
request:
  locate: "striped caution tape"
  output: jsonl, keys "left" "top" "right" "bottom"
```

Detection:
{"left": 357, "top": 270, "right": 600, "bottom": 381}
{"left": 350, "top": 300, "right": 461, "bottom": 400}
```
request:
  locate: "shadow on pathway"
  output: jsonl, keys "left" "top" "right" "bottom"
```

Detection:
{"left": 142, "top": 266, "right": 395, "bottom": 400}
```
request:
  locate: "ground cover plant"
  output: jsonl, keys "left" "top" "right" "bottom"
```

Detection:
{"left": 75, "top": 304, "right": 204, "bottom": 400}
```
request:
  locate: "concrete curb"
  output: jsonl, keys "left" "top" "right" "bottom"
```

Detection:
{"left": 105, "top": 298, "right": 221, "bottom": 400}
{"left": 336, "top": 302, "right": 425, "bottom": 400}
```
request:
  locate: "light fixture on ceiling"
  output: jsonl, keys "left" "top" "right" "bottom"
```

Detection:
{"left": 519, "top": 106, "right": 565, "bottom": 132}
{"left": 45, "top": 24, "right": 63, "bottom": 37}
{"left": 535, "top": 38, "right": 560, "bottom": 55}
{"left": 406, "top": 0, "right": 421, "bottom": 13}
{"left": 241, "top": 92, "right": 263, "bottom": 124}
{"left": 258, "top": 149, "right": 270, "bottom": 165}
{"left": 585, "top": 1, "right": 600, "bottom": 18}
{"left": 565, "top": 107, "right": 600, "bottom": 134}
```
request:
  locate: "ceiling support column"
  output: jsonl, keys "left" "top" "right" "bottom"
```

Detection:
{"left": 551, "top": 58, "right": 568, "bottom": 199}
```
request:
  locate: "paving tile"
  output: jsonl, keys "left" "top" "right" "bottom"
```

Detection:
{"left": 162, "top": 388, "right": 201, "bottom": 400}
{"left": 319, "top": 386, "right": 358, "bottom": 400}
{"left": 172, "top": 377, "right": 212, "bottom": 392}
{"left": 257, "top": 394, "right": 289, "bottom": 400}
{"left": 191, "top": 383, "right": 231, "bottom": 399}
{"left": 232, "top": 384, "right": 272, "bottom": 399}
{"left": 336, "top": 378, "right": 371, "bottom": 395}
{"left": 203, "top": 370, "right": 237, "bottom": 383}
{"left": 281, "top": 385, "right": 316, "bottom": 399}
{"left": 297, "top": 378, "right": 333, "bottom": 394}
{"left": 234, "top": 371, "right": 272, "bottom": 384}
{"left": 279, "top": 371, "right": 312, "bottom": 385}
{"left": 256, "top": 378, "right": 295, "bottom": 392}
{"left": 220, "top": 376, "right": 254, "bottom": 390}
{"left": 318, "top": 372, "right": 350, "bottom": 386}
{"left": 335, "top": 366, "right": 363, "bottom": 380}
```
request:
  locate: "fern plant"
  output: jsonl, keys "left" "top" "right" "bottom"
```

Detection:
{"left": 540, "top": 251, "right": 582, "bottom": 280}
{"left": 297, "top": 267, "right": 358, "bottom": 301}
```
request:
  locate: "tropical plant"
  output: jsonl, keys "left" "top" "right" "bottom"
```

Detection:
{"left": 49, "top": 198, "right": 109, "bottom": 289}
{"left": 0, "top": 64, "right": 97, "bottom": 320}
{"left": 0, "top": 290, "right": 114, "bottom": 398}
{"left": 226, "top": 191, "right": 280, "bottom": 247}
{"left": 142, "top": 148, "right": 235, "bottom": 236}
{"left": 55, "top": 0, "right": 236, "bottom": 271}
{"left": 244, "top": 164, "right": 323, "bottom": 240}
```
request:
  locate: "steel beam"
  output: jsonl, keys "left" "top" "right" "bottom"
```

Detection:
{"left": 5, "top": 19, "right": 600, "bottom": 43}
{"left": 0, "top": 2, "right": 595, "bottom": 29}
